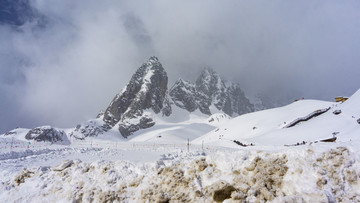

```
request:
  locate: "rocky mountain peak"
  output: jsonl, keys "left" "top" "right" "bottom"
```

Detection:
{"left": 168, "top": 67, "right": 254, "bottom": 117}
{"left": 69, "top": 57, "right": 255, "bottom": 139}
{"left": 169, "top": 79, "right": 198, "bottom": 112}
{"left": 145, "top": 56, "right": 159, "bottom": 65}
{"left": 102, "top": 56, "right": 169, "bottom": 137}
{"left": 4, "top": 56, "right": 263, "bottom": 141}
{"left": 195, "top": 68, "right": 227, "bottom": 109}
{"left": 192, "top": 68, "right": 227, "bottom": 113}
{"left": 226, "top": 83, "right": 254, "bottom": 116}
{"left": 196, "top": 68, "right": 219, "bottom": 95}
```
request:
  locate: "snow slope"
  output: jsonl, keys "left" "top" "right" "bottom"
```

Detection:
{"left": 194, "top": 89, "right": 360, "bottom": 147}
{"left": 193, "top": 100, "right": 333, "bottom": 146}
{"left": 1, "top": 89, "right": 359, "bottom": 202}
{"left": 119, "top": 106, "right": 221, "bottom": 144}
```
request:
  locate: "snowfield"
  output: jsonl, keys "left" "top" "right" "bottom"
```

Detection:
{"left": 1, "top": 89, "right": 360, "bottom": 202}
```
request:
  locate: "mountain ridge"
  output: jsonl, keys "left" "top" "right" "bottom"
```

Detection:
{"left": 2, "top": 56, "right": 258, "bottom": 140}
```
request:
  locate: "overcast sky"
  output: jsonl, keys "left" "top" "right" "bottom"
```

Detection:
{"left": 1, "top": 0, "right": 359, "bottom": 133}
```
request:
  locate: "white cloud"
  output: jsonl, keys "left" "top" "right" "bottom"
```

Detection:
{"left": 1, "top": 0, "right": 360, "bottom": 132}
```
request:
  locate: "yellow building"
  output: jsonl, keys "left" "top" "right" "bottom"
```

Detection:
{"left": 335, "top": 97, "right": 348, "bottom": 102}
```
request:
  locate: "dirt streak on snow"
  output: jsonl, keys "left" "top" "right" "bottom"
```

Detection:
{"left": 1, "top": 142, "right": 359, "bottom": 202}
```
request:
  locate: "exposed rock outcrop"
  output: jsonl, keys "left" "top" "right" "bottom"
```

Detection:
{"left": 169, "top": 68, "right": 254, "bottom": 117}
{"left": 102, "top": 56, "right": 169, "bottom": 137}
{"left": 25, "top": 126, "right": 70, "bottom": 144}
{"left": 70, "top": 58, "right": 255, "bottom": 138}
{"left": 161, "top": 93, "right": 172, "bottom": 117}
{"left": 169, "top": 79, "right": 198, "bottom": 112}
{"left": 225, "top": 83, "right": 254, "bottom": 116}
{"left": 69, "top": 120, "right": 110, "bottom": 140}
{"left": 195, "top": 68, "right": 228, "bottom": 113}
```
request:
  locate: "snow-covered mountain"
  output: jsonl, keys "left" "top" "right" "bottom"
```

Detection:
{"left": 170, "top": 68, "right": 254, "bottom": 116}
{"left": 2, "top": 56, "right": 358, "bottom": 145}
{"left": 1, "top": 57, "right": 360, "bottom": 202}
{"left": 101, "top": 56, "right": 170, "bottom": 137}
{"left": 69, "top": 57, "right": 255, "bottom": 139}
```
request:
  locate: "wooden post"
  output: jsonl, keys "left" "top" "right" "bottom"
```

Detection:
{"left": 10, "top": 137, "right": 14, "bottom": 152}
{"left": 187, "top": 138, "right": 190, "bottom": 152}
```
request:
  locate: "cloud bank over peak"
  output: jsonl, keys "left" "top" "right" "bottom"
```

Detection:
{"left": 1, "top": 0, "right": 360, "bottom": 132}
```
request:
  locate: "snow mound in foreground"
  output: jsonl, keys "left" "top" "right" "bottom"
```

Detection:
{"left": 2, "top": 145, "right": 359, "bottom": 202}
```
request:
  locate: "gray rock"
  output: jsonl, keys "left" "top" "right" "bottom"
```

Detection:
{"left": 168, "top": 67, "right": 254, "bottom": 116}
{"left": 333, "top": 110, "right": 342, "bottom": 115}
{"left": 161, "top": 93, "right": 172, "bottom": 117}
{"left": 69, "top": 120, "right": 109, "bottom": 140}
{"left": 96, "top": 110, "right": 105, "bottom": 118}
{"left": 119, "top": 115, "right": 155, "bottom": 138}
{"left": 25, "top": 126, "right": 70, "bottom": 144}
{"left": 226, "top": 83, "right": 254, "bottom": 116}
{"left": 103, "top": 56, "right": 169, "bottom": 137}
{"left": 70, "top": 58, "right": 255, "bottom": 139}
{"left": 195, "top": 67, "right": 228, "bottom": 111}
{"left": 169, "top": 79, "right": 198, "bottom": 112}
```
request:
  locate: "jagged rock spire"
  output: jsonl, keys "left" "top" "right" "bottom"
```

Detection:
{"left": 102, "top": 56, "right": 169, "bottom": 137}
{"left": 169, "top": 79, "right": 198, "bottom": 112}
{"left": 195, "top": 67, "right": 228, "bottom": 113}
{"left": 169, "top": 67, "right": 254, "bottom": 116}
{"left": 71, "top": 59, "right": 255, "bottom": 139}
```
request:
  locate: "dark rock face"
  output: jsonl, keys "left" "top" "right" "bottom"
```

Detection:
{"left": 102, "top": 56, "right": 169, "bottom": 137}
{"left": 7, "top": 57, "right": 258, "bottom": 141}
{"left": 168, "top": 67, "right": 254, "bottom": 117}
{"left": 69, "top": 121, "right": 110, "bottom": 140}
{"left": 169, "top": 79, "right": 198, "bottom": 112}
{"left": 195, "top": 68, "right": 254, "bottom": 116}
{"left": 25, "top": 126, "right": 70, "bottom": 144}
{"left": 70, "top": 58, "right": 255, "bottom": 139}
{"left": 226, "top": 83, "right": 254, "bottom": 116}
{"left": 195, "top": 68, "right": 228, "bottom": 112}
{"left": 119, "top": 115, "right": 155, "bottom": 137}
{"left": 4, "top": 130, "right": 17, "bottom": 136}
{"left": 161, "top": 93, "right": 172, "bottom": 117}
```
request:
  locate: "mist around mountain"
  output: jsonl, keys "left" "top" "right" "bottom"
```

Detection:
{"left": 1, "top": 56, "right": 359, "bottom": 201}
{"left": 1, "top": 1, "right": 360, "bottom": 201}
{"left": 65, "top": 57, "right": 257, "bottom": 139}
{"left": 1, "top": 52, "right": 360, "bottom": 203}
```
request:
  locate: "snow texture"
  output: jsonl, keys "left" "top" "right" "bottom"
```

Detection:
{"left": 1, "top": 144, "right": 359, "bottom": 202}
{"left": 1, "top": 87, "right": 359, "bottom": 202}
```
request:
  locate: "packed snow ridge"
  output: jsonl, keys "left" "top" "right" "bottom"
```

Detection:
{"left": 1, "top": 145, "right": 360, "bottom": 202}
